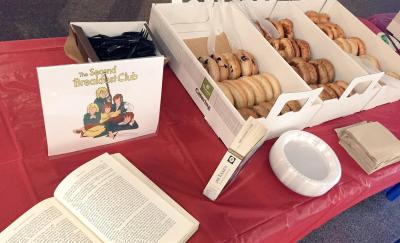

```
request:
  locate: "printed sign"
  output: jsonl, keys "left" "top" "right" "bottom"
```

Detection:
{"left": 37, "top": 57, "right": 164, "bottom": 156}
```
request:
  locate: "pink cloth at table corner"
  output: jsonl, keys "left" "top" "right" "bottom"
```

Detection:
{"left": 359, "top": 17, "right": 382, "bottom": 34}
{"left": 369, "top": 13, "right": 397, "bottom": 32}
{"left": 0, "top": 37, "right": 399, "bottom": 243}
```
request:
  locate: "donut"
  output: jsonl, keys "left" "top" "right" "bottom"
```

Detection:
{"left": 261, "top": 73, "right": 282, "bottom": 98}
{"left": 238, "top": 108, "right": 258, "bottom": 120}
{"left": 278, "top": 50, "right": 289, "bottom": 61}
{"left": 217, "top": 83, "right": 234, "bottom": 105}
{"left": 335, "top": 38, "right": 352, "bottom": 53}
{"left": 198, "top": 56, "right": 220, "bottom": 82}
{"left": 346, "top": 38, "right": 359, "bottom": 55}
{"left": 305, "top": 62, "right": 318, "bottom": 84}
{"left": 327, "top": 83, "right": 345, "bottom": 97}
{"left": 306, "top": 10, "right": 320, "bottom": 24}
{"left": 233, "top": 79, "right": 255, "bottom": 107}
{"left": 240, "top": 76, "right": 267, "bottom": 104}
{"left": 211, "top": 53, "right": 229, "bottom": 81}
{"left": 318, "top": 23, "right": 334, "bottom": 39}
{"left": 325, "top": 23, "right": 339, "bottom": 39}
{"left": 385, "top": 71, "right": 400, "bottom": 80}
{"left": 315, "top": 59, "right": 335, "bottom": 82}
{"left": 223, "top": 81, "right": 247, "bottom": 108}
{"left": 309, "top": 84, "right": 319, "bottom": 89}
{"left": 280, "top": 19, "right": 295, "bottom": 39}
{"left": 290, "top": 39, "right": 301, "bottom": 58}
{"left": 321, "top": 84, "right": 338, "bottom": 98}
{"left": 297, "top": 62, "right": 312, "bottom": 84}
{"left": 360, "top": 54, "right": 381, "bottom": 70}
{"left": 348, "top": 37, "right": 367, "bottom": 55}
{"left": 309, "top": 61, "right": 329, "bottom": 84}
{"left": 253, "top": 102, "right": 272, "bottom": 118}
{"left": 272, "top": 20, "right": 285, "bottom": 39}
{"left": 296, "top": 39, "right": 311, "bottom": 61}
{"left": 252, "top": 75, "right": 274, "bottom": 101}
{"left": 286, "top": 100, "right": 301, "bottom": 112}
{"left": 279, "top": 38, "right": 295, "bottom": 60}
{"left": 222, "top": 52, "right": 242, "bottom": 79}
{"left": 289, "top": 57, "right": 306, "bottom": 66}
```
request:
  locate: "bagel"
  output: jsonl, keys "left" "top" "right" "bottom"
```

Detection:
{"left": 211, "top": 53, "right": 229, "bottom": 81}
{"left": 334, "top": 80, "right": 349, "bottom": 90}
{"left": 306, "top": 10, "right": 320, "bottom": 24}
{"left": 238, "top": 108, "right": 258, "bottom": 120}
{"left": 333, "top": 24, "right": 346, "bottom": 38}
{"left": 280, "top": 104, "right": 291, "bottom": 115}
{"left": 346, "top": 38, "right": 359, "bottom": 55}
{"left": 290, "top": 39, "right": 301, "bottom": 58}
{"left": 335, "top": 38, "right": 352, "bottom": 53}
{"left": 327, "top": 83, "right": 345, "bottom": 97}
{"left": 305, "top": 62, "right": 318, "bottom": 84}
{"left": 349, "top": 37, "right": 367, "bottom": 55}
{"left": 318, "top": 23, "right": 334, "bottom": 39}
{"left": 272, "top": 20, "right": 285, "bottom": 39}
{"left": 223, "top": 81, "right": 247, "bottom": 109}
{"left": 240, "top": 76, "right": 266, "bottom": 104}
{"left": 315, "top": 59, "right": 335, "bottom": 82}
{"left": 217, "top": 83, "right": 234, "bottom": 105}
{"left": 261, "top": 73, "right": 282, "bottom": 98}
{"left": 297, "top": 62, "right": 312, "bottom": 84}
{"left": 309, "top": 61, "right": 329, "bottom": 84}
{"left": 222, "top": 52, "right": 242, "bottom": 79}
{"left": 385, "top": 71, "right": 400, "bottom": 80}
{"left": 280, "top": 19, "right": 294, "bottom": 39}
{"left": 252, "top": 75, "right": 274, "bottom": 101}
{"left": 319, "top": 13, "right": 330, "bottom": 23}
{"left": 270, "top": 39, "right": 280, "bottom": 50}
{"left": 286, "top": 100, "right": 301, "bottom": 112}
{"left": 280, "top": 38, "right": 295, "bottom": 60}
{"left": 321, "top": 84, "right": 338, "bottom": 99}
{"left": 235, "top": 51, "right": 254, "bottom": 76}
{"left": 325, "top": 23, "right": 339, "bottom": 39}
{"left": 198, "top": 56, "right": 220, "bottom": 82}
{"left": 233, "top": 79, "right": 255, "bottom": 107}
{"left": 289, "top": 57, "right": 306, "bottom": 66}
{"left": 319, "top": 88, "right": 333, "bottom": 101}
{"left": 243, "top": 50, "right": 259, "bottom": 75}
{"left": 360, "top": 54, "right": 381, "bottom": 70}
{"left": 296, "top": 39, "right": 311, "bottom": 61}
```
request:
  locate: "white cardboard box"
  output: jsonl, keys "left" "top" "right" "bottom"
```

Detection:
{"left": 295, "top": 0, "right": 400, "bottom": 110}
{"left": 149, "top": 1, "right": 323, "bottom": 146}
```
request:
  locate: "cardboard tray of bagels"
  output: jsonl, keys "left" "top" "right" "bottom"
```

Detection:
{"left": 149, "top": 0, "right": 390, "bottom": 146}
{"left": 294, "top": 0, "right": 400, "bottom": 110}
{"left": 149, "top": 0, "right": 324, "bottom": 146}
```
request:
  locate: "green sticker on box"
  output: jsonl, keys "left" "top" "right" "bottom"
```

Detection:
{"left": 200, "top": 78, "right": 214, "bottom": 100}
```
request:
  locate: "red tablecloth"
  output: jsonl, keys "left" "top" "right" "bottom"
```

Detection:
{"left": 0, "top": 37, "right": 399, "bottom": 242}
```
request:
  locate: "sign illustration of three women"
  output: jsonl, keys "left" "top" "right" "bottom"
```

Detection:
{"left": 73, "top": 86, "right": 139, "bottom": 138}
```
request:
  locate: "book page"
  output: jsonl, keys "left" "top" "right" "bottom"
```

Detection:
{"left": 54, "top": 153, "right": 197, "bottom": 243}
{"left": 0, "top": 198, "right": 100, "bottom": 243}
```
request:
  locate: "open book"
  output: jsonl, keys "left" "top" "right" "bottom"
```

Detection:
{"left": 0, "top": 153, "right": 199, "bottom": 242}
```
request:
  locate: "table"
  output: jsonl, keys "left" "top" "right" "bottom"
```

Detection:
{"left": 0, "top": 37, "right": 399, "bottom": 242}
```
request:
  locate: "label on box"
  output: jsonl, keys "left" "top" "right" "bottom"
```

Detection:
{"left": 37, "top": 57, "right": 164, "bottom": 156}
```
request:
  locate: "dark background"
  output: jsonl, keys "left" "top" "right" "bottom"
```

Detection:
{"left": 1, "top": 0, "right": 400, "bottom": 242}
{"left": 1, "top": 0, "right": 399, "bottom": 41}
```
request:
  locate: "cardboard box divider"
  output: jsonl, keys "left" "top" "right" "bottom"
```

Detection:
{"left": 295, "top": 0, "right": 400, "bottom": 110}
{"left": 150, "top": 1, "right": 324, "bottom": 146}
